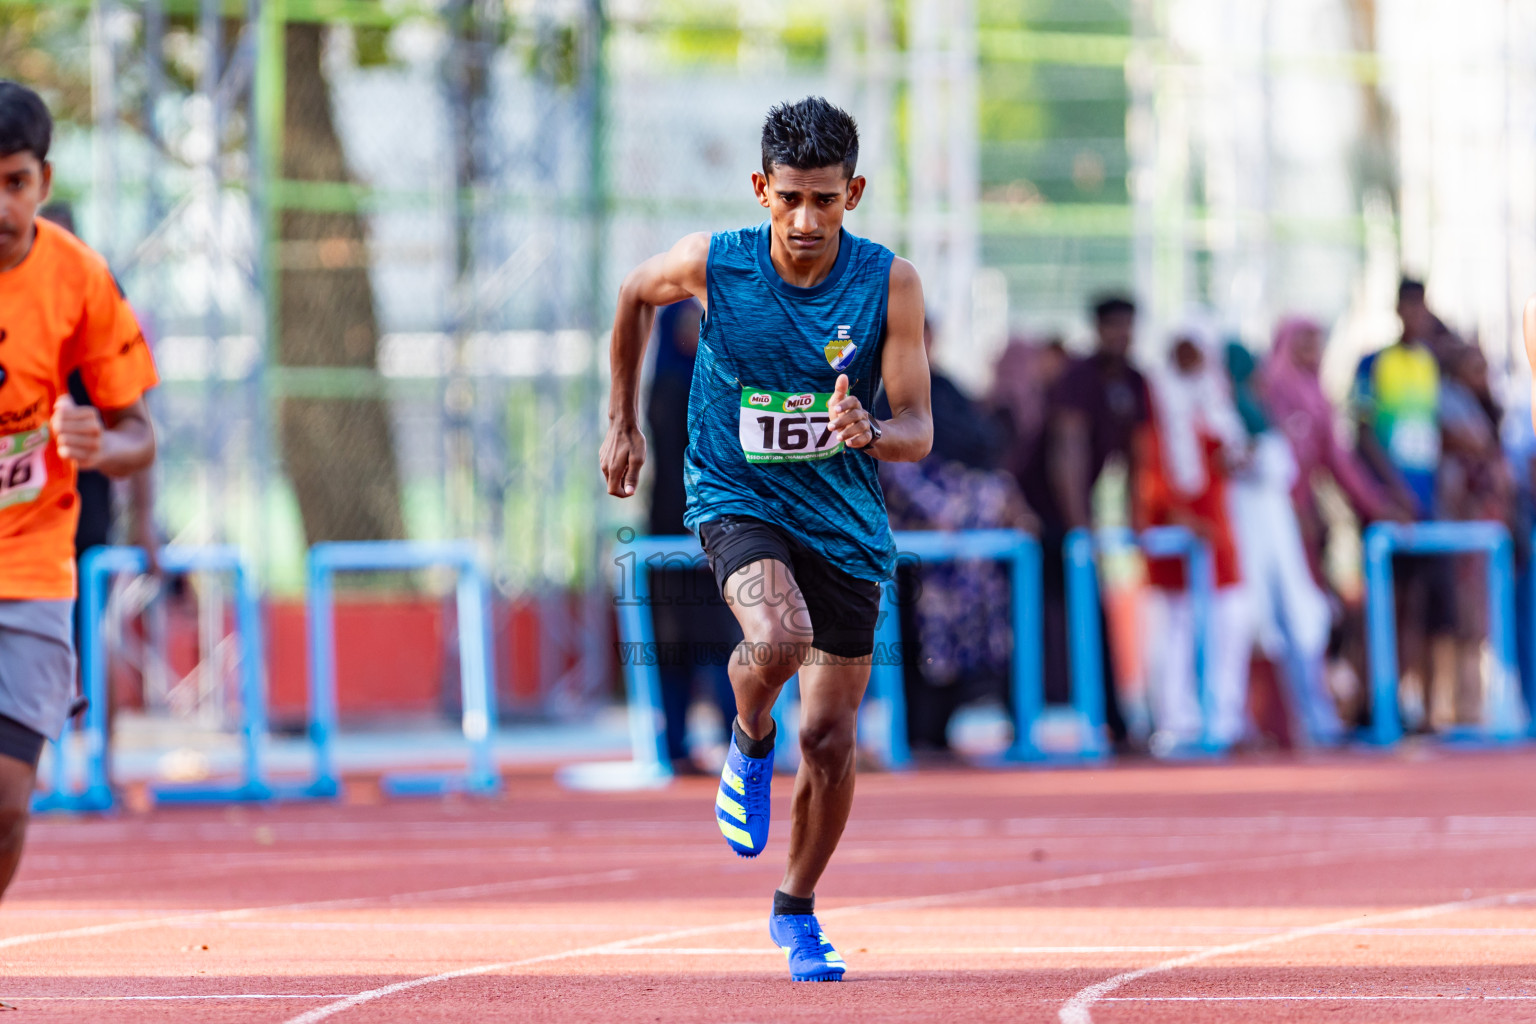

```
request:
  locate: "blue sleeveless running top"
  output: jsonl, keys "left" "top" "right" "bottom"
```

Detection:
{"left": 683, "top": 222, "right": 897, "bottom": 582}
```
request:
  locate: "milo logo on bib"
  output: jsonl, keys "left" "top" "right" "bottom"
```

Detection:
{"left": 739, "top": 387, "right": 843, "bottom": 464}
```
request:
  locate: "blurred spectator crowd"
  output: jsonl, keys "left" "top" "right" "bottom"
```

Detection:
{"left": 643, "top": 279, "right": 1536, "bottom": 770}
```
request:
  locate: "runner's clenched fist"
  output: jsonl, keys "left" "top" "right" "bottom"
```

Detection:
{"left": 51, "top": 394, "right": 105, "bottom": 468}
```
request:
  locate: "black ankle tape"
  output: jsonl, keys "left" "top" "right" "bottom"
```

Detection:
{"left": 733, "top": 718, "right": 776, "bottom": 759}
{"left": 773, "top": 889, "right": 814, "bottom": 916}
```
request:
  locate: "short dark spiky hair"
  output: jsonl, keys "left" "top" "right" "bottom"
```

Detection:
{"left": 0, "top": 80, "right": 51, "bottom": 163}
{"left": 1092, "top": 294, "right": 1136, "bottom": 321}
{"left": 761, "top": 97, "right": 859, "bottom": 179}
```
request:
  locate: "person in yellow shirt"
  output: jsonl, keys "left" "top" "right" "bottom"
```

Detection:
{"left": 0, "top": 81, "right": 159, "bottom": 899}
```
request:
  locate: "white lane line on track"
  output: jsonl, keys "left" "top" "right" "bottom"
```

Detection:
{"left": 1102, "top": 995, "right": 1536, "bottom": 1002}
{"left": 20, "top": 991, "right": 1536, "bottom": 1005}
{"left": 853, "top": 921, "right": 1536, "bottom": 937}
{"left": 1062, "top": 923, "right": 1536, "bottom": 937}
{"left": 180, "top": 921, "right": 1218, "bottom": 952}
{"left": 585, "top": 946, "right": 1213, "bottom": 956}
{"left": 9, "top": 847, "right": 715, "bottom": 895}
{"left": 186, "top": 921, "right": 641, "bottom": 933}
{"left": 3, "top": 838, "right": 1383, "bottom": 959}
{"left": 31, "top": 813, "right": 1536, "bottom": 849}
{"left": 1057, "top": 888, "right": 1536, "bottom": 1024}
{"left": 176, "top": 919, "right": 1536, "bottom": 940}
{"left": 279, "top": 844, "right": 1417, "bottom": 1024}
{"left": 1, "top": 831, "right": 1496, "bottom": 897}
{"left": 0, "top": 869, "right": 637, "bottom": 952}
{"left": 9, "top": 995, "right": 355, "bottom": 1002}
{"left": 280, "top": 917, "right": 797, "bottom": 1024}
{"left": 12, "top": 821, "right": 1523, "bottom": 895}
{"left": 837, "top": 845, "right": 1355, "bottom": 916}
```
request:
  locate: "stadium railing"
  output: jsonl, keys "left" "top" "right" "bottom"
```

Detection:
{"left": 873, "top": 529, "right": 1044, "bottom": 764}
{"left": 1362, "top": 520, "right": 1525, "bottom": 745}
{"left": 33, "top": 544, "right": 271, "bottom": 813}
{"left": 569, "top": 528, "right": 1043, "bottom": 790}
{"left": 1065, "top": 525, "right": 1218, "bottom": 756}
{"left": 290, "top": 540, "right": 500, "bottom": 799}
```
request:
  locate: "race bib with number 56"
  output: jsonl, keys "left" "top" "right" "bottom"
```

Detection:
{"left": 739, "top": 387, "right": 844, "bottom": 464}
{"left": 0, "top": 425, "right": 49, "bottom": 510}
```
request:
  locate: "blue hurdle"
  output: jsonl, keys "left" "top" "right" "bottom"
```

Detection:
{"left": 33, "top": 545, "right": 271, "bottom": 813}
{"left": 1065, "top": 525, "right": 1217, "bottom": 756}
{"left": 873, "top": 529, "right": 1044, "bottom": 764}
{"left": 1362, "top": 521, "right": 1524, "bottom": 745}
{"left": 581, "top": 528, "right": 1042, "bottom": 787}
{"left": 293, "top": 540, "right": 500, "bottom": 799}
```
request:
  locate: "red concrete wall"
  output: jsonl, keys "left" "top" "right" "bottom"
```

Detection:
{"left": 264, "top": 596, "right": 555, "bottom": 724}
{"left": 266, "top": 599, "right": 447, "bottom": 721}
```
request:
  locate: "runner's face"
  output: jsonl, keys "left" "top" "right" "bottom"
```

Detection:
{"left": 1290, "top": 326, "right": 1324, "bottom": 375}
{"left": 753, "top": 165, "right": 865, "bottom": 265}
{"left": 1397, "top": 292, "right": 1433, "bottom": 341}
{"left": 1172, "top": 337, "right": 1203, "bottom": 374}
{"left": 0, "top": 151, "right": 48, "bottom": 268}
{"left": 1096, "top": 310, "right": 1134, "bottom": 359}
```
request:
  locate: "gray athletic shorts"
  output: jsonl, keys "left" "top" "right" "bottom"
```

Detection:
{"left": 0, "top": 600, "right": 76, "bottom": 741}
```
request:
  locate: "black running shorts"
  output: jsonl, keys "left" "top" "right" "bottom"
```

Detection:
{"left": 0, "top": 713, "right": 45, "bottom": 768}
{"left": 697, "top": 514, "right": 881, "bottom": 660}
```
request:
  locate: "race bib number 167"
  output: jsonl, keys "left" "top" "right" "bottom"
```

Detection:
{"left": 0, "top": 426, "right": 49, "bottom": 510}
{"left": 739, "top": 387, "right": 844, "bottom": 464}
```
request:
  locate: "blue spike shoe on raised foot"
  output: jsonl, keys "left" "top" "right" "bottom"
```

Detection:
{"left": 715, "top": 725, "right": 772, "bottom": 857}
{"left": 770, "top": 912, "right": 847, "bottom": 982}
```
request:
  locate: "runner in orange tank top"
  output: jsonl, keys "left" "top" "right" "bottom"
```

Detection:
{"left": 0, "top": 81, "right": 159, "bottom": 901}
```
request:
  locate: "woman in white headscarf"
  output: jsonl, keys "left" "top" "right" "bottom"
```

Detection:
{"left": 1136, "top": 317, "right": 1254, "bottom": 754}
{"left": 1237, "top": 319, "right": 1352, "bottom": 745}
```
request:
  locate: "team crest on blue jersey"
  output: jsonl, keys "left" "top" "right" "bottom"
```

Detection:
{"left": 824, "top": 324, "right": 857, "bottom": 370}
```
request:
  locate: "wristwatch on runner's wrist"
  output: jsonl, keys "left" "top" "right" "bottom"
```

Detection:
{"left": 863, "top": 418, "right": 883, "bottom": 452}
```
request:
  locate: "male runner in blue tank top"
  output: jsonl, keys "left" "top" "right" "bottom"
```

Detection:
{"left": 601, "top": 97, "right": 931, "bottom": 982}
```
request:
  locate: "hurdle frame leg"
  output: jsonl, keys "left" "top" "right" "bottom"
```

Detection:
{"left": 869, "top": 578, "right": 909, "bottom": 769}
{"left": 1188, "top": 543, "right": 1220, "bottom": 755}
{"left": 284, "top": 541, "right": 502, "bottom": 801}
{"left": 1362, "top": 521, "right": 1527, "bottom": 748}
{"left": 1062, "top": 529, "right": 1110, "bottom": 762}
{"left": 1004, "top": 538, "right": 1046, "bottom": 761}
{"left": 34, "top": 546, "right": 274, "bottom": 814}
{"left": 150, "top": 554, "right": 275, "bottom": 804}
{"left": 1485, "top": 534, "right": 1524, "bottom": 739}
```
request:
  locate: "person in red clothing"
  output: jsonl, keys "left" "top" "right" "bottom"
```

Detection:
{"left": 0, "top": 81, "right": 159, "bottom": 899}
{"left": 1136, "top": 319, "right": 1252, "bottom": 755}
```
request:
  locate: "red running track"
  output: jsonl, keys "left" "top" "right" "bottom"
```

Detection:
{"left": 4, "top": 748, "right": 1536, "bottom": 1022}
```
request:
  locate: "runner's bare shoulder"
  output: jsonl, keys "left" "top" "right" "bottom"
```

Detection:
{"left": 666, "top": 232, "right": 710, "bottom": 308}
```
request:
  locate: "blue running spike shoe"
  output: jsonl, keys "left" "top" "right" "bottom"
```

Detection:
{"left": 770, "top": 912, "right": 846, "bottom": 982}
{"left": 715, "top": 727, "right": 772, "bottom": 857}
